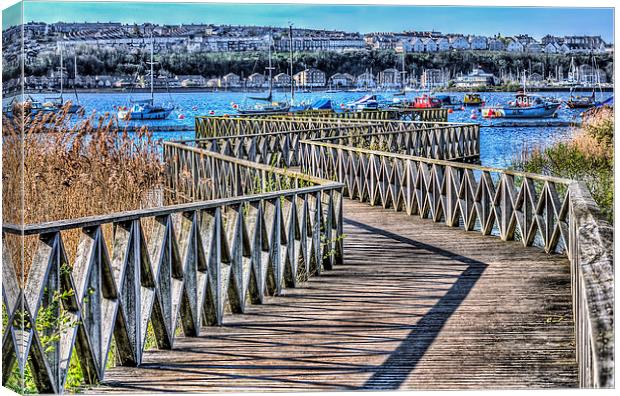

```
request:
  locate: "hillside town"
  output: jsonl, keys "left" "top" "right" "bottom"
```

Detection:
{"left": 2, "top": 21, "right": 614, "bottom": 93}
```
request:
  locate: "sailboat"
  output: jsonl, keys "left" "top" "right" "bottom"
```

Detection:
{"left": 44, "top": 44, "right": 83, "bottom": 114}
{"left": 567, "top": 54, "right": 602, "bottom": 109}
{"left": 117, "top": 35, "right": 174, "bottom": 121}
{"left": 237, "top": 33, "right": 290, "bottom": 114}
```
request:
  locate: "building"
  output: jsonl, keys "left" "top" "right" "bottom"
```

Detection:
{"left": 506, "top": 38, "right": 525, "bottom": 52}
{"left": 449, "top": 36, "right": 470, "bottom": 50}
{"left": 526, "top": 43, "right": 543, "bottom": 53}
{"left": 436, "top": 37, "right": 451, "bottom": 52}
{"left": 175, "top": 75, "right": 207, "bottom": 87}
{"left": 329, "top": 73, "right": 356, "bottom": 88}
{"left": 247, "top": 73, "right": 266, "bottom": 88}
{"left": 408, "top": 37, "right": 425, "bottom": 52}
{"left": 453, "top": 68, "right": 498, "bottom": 87}
{"left": 220, "top": 72, "right": 241, "bottom": 87}
{"left": 469, "top": 36, "right": 488, "bottom": 50}
{"left": 293, "top": 68, "right": 326, "bottom": 88}
{"left": 423, "top": 38, "right": 438, "bottom": 52}
{"left": 543, "top": 43, "right": 558, "bottom": 53}
{"left": 487, "top": 38, "right": 506, "bottom": 51}
{"left": 273, "top": 73, "right": 292, "bottom": 87}
{"left": 564, "top": 35, "right": 606, "bottom": 53}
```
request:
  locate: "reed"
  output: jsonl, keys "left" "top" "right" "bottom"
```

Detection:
{"left": 2, "top": 103, "right": 165, "bottom": 277}
{"left": 513, "top": 106, "right": 614, "bottom": 222}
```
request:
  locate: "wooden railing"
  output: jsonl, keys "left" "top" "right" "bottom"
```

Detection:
{"left": 188, "top": 126, "right": 478, "bottom": 169}
{"left": 290, "top": 108, "right": 449, "bottom": 122}
{"left": 195, "top": 115, "right": 457, "bottom": 139}
{"left": 1, "top": 143, "right": 344, "bottom": 393}
{"left": 299, "top": 134, "right": 614, "bottom": 388}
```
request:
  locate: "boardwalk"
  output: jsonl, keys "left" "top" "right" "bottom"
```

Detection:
{"left": 91, "top": 200, "right": 577, "bottom": 392}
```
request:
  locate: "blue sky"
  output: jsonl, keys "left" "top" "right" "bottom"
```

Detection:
{"left": 3, "top": 1, "right": 615, "bottom": 41}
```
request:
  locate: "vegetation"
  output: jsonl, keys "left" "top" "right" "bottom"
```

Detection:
{"left": 1, "top": 106, "right": 166, "bottom": 393}
{"left": 513, "top": 107, "right": 614, "bottom": 222}
{"left": 7, "top": 49, "right": 614, "bottom": 82}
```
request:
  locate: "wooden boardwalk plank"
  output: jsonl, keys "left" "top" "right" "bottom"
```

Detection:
{"left": 89, "top": 200, "right": 577, "bottom": 392}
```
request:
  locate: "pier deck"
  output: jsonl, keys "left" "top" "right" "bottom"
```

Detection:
{"left": 90, "top": 200, "right": 577, "bottom": 392}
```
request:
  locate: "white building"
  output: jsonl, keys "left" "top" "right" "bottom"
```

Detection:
{"left": 469, "top": 36, "right": 488, "bottom": 50}
{"left": 436, "top": 37, "right": 450, "bottom": 52}
{"left": 506, "top": 38, "right": 524, "bottom": 52}
{"left": 423, "top": 38, "right": 438, "bottom": 52}
{"left": 487, "top": 38, "right": 506, "bottom": 51}
{"left": 544, "top": 43, "right": 558, "bottom": 53}
{"left": 449, "top": 36, "right": 470, "bottom": 50}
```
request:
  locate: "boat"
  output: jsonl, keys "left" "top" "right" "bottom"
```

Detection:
{"left": 236, "top": 32, "right": 290, "bottom": 114}
{"left": 463, "top": 93, "right": 484, "bottom": 106}
{"left": 566, "top": 91, "right": 598, "bottom": 109}
{"left": 411, "top": 94, "right": 442, "bottom": 109}
{"left": 117, "top": 35, "right": 174, "bottom": 121}
{"left": 434, "top": 94, "right": 464, "bottom": 109}
{"left": 45, "top": 45, "right": 83, "bottom": 114}
{"left": 482, "top": 91, "right": 560, "bottom": 119}
{"left": 345, "top": 94, "right": 382, "bottom": 110}
{"left": 566, "top": 54, "right": 603, "bottom": 109}
{"left": 311, "top": 98, "right": 333, "bottom": 110}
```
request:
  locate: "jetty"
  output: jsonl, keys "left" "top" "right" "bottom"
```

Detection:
{"left": 1, "top": 109, "right": 613, "bottom": 393}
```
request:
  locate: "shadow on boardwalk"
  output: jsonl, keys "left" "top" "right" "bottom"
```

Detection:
{"left": 91, "top": 201, "right": 576, "bottom": 392}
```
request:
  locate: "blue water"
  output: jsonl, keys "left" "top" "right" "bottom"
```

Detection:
{"left": 22, "top": 90, "right": 612, "bottom": 168}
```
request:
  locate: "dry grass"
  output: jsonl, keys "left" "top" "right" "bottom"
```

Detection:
{"left": 2, "top": 103, "right": 165, "bottom": 278}
{"left": 514, "top": 106, "right": 614, "bottom": 222}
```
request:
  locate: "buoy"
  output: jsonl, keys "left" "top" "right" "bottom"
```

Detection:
{"left": 223, "top": 113, "right": 229, "bottom": 118}
{"left": 447, "top": 108, "right": 454, "bottom": 114}
{"left": 460, "top": 106, "right": 465, "bottom": 111}
{"left": 209, "top": 110, "right": 215, "bottom": 115}
{"left": 232, "top": 103, "right": 239, "bottom": 109}
{"left": 178, "top": 114, "right": 185, "bottom": 119}
{"left": 340, "top": 103, "right": 345, "bottom": 108}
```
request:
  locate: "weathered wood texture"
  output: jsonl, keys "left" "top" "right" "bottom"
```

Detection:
{"left": 299, "top": 134, "right": 614, "bottom": 387}
{"left": 290, "top": 107, "right": 449, "bottom": 122}
{"left": 194, "top": 116, "right": 479, "bottom": 162}
{"left": 89, "top": 200, "right": 577, "bottom": 392}
{"left": 1, "top": 146, "right": 344, "bottom": 394}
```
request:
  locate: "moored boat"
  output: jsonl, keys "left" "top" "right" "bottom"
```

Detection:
{"left": 434, "top": 94, "right": 464, "bottom": 109}
{"left": 463, "top": 93, "right": 484, "bottom": 106}
{"left": 345, "top": 94, "right": 382, "bottom": 110}
{"left": 411, "top": 94, "right": 442, "bottom": 109}
{"left": 117, "top": 35, "right": 174, "bottom": 121}
{"left": 482, "top": 91, "right": 560, "bottom": 119}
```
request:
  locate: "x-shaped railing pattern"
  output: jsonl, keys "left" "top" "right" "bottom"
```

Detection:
{"left": 194, "top": 116, "right": 479, "bottom": 164}
{"left": 2, "top": 142, "right": 343, "bottom": 393}
{"left": 298, "top": 133, "right": 613, "bottom": 388}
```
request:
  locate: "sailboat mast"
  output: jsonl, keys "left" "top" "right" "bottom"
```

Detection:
{"left": 401, "top": 52, "right": 406, "bottom": 90}
{"left": 150, "top": 35, "right": 154, "bottom": 101}
{"left": 289, "top": 25, "right": 294, "bottom": 101}
{"left": 267, "top": 33, "right": 273, "bottom": 100}
{"left": 59, "top": 43, "right": 64, "bottom": 102}
{"left": 73, "top": 51, "right": 80, "bottom": 103}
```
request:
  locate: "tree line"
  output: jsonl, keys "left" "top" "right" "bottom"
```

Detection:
{"left": 5, "top": 48, "right": 614, "bottom": 82}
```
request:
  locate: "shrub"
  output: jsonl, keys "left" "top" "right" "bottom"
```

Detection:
{"left": 513, "top": 107, "right": 614, "bottom": 222}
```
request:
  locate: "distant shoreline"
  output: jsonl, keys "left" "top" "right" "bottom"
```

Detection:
{"left": 13, "top": 86, "right": 613, "bottom": 95}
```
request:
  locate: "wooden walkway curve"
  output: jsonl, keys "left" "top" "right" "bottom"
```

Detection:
{"left": 90, "top": 200, "right": 577, "bottom": 392}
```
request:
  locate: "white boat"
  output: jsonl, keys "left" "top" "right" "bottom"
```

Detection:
{"left": 117, "top": 35, "right": 174, "bottom": 121}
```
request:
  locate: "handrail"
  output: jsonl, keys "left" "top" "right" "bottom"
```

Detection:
{"left": 568, "top": 182, "right": 614, "bottom": 388}
{"left": 1, "top": 140, "right": 344, "bottom": 394}
{"left": 299, "top": 132, "right": 614, "bottom": 387}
